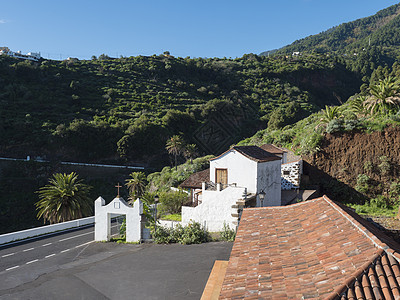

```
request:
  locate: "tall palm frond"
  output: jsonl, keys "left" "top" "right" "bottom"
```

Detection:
{"left": 125, "top": 172, "right": 147, "bottom": 201}
{"left": 35, "top": 172, "right": 92, "bottom": 224}
{"left": 364, "top": 76, "right": 400, "bottom": 115}
{"left": 166, "top": 135, "right": 184, "bottom": 169}
{"left": 349, "top": 95, "right": 369, "bottom": 117}
{"left": 320, "top": 105, "right": 342, "bottom": 124}
{"left": 183, "top": 144, "right": 198, "bottom": 164}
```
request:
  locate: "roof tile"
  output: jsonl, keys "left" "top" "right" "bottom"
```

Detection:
{"left": 219, "top": 196, "right": 400, "bottom": 299}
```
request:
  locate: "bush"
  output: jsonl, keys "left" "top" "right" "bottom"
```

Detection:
{"left": 178, "top": 222, "right": 211, "bottom": 245}
{"left": 326, "top": 118, "right": 344, "bottom": 133}
{"left": 152, "top": 221, "right": 211, "bottom": 245}
{"left": 220, "top": 222, "right": 236, "bottom": 242}
{"left": 343, "top": 119, "right": 360, "bottom": 131}
{"left": 389, "top": 182, "right": 400, "bottom": 200}
{"left": 355, "top": 174, "right": 370, "bottom": 194}
{"left": 378, "top": 156, "right": 391, "bottom": 176}
{"left": 363, "top": 161, "right": 373, "bottom": 173}
{"left": 370, "top": 195, "right": 390, "bottom": 209}
{"left": 153, "top": 226, "right": 174, "bottom": 244}
{"left": 300, "top": 132, "right": 323, "bottom": 154}
{"left": 159, "top": 190, "right": 188, "bottom": 215}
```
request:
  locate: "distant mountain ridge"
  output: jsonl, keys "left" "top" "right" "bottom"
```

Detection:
{"left": 261, "top": 3, "right": 400, "bottom": 56}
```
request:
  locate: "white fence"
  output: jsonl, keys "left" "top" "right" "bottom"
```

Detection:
{"left": 0, "top": 216, "right": 95, "bottom": 245}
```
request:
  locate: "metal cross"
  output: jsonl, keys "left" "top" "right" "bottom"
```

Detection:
{"left": 115, "top": 183, "right": 122, "bottom": 198}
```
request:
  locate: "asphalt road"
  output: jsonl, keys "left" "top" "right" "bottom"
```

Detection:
{"left": 0, "top": 227, "right": 233, "bottom": 300}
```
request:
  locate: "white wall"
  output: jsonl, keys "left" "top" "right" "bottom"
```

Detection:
{"left": 182, "top": 186, "right": 245, "bottom": 232}
{"left": 0, "top": 217, "right": 94, "bottom": 245}
{"left": 210, "top": 150, "right": 258, "bottom": 193}
{"left": 95, "top": 197, "right": 143, "bottom": 243}
{"left": 257, "top": 160, "right": 282, "bottom": 206}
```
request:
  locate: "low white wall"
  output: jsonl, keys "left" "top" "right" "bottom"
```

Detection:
{"left": 158, "top": 220, "right": 181, "bottom": 228}
{"left": 0, "top": 216, "right": 94, "bottom": 245}
{"left": 182, "top": 186, "right": 244, "bottom": 232}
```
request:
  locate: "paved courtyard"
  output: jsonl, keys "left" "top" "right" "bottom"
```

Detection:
{"left": 0, "top": 241, "right": 233, "bottom": 300}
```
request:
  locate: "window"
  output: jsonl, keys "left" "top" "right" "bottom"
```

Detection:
{"left": 283, "top": 170, "right": 290, "bottom": 175}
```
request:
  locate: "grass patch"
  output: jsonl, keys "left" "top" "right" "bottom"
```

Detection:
{"left": 160, "top": 214, "right": 182, "bottom": 221}
{"left": 346, "top": 202, "right": 398, "bottom": 217}
{"left": 109, "top": 237, "right": 140, "bottom": 244}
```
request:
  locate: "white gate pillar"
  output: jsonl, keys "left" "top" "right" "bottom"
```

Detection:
{"left": 94, "top": 196, "right": 143, "bottom": 243}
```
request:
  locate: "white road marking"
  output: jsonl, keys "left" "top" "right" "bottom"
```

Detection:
{"left": 60, "top": 249, "right": 71, "bottom": 253}
{"left": 58, "top": 231, "right": 93, "bottom": 242}
{"left": 45, "top": 254, "right": 56, "bottom": 258}
{"left": 75, "top": 241, "right": 94, "bottom": 248}
{"left": 23, "top": 247, "right": 34, "bottom": 252}
{"left": 26, "top": 259, "right": 38, "bottom": 265}
{"left": 6, "top": 265, "right": 19, "bottom": 271}
{"left": 2, "top": 253, "right": 15, "bottom": 258}
{"left": 42, "top": 243, "right": 52, "bottom": 247}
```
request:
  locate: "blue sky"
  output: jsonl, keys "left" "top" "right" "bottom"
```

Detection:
{"left": 1, "top": 1, "right": 399, "bottom": 60}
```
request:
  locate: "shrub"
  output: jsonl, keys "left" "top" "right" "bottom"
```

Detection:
{"left": 220, "top": 222, "right": 236, "bottom": 242}
{"left": 378, "top": 156, "right": 391, "bottom": 176}
{"left": 152, "top": 221, "right": 210, "bottom": 245}
{"left": 159, "top": 190, "right": 188, "bottom": 215}
{"left": 363, "top": 161, "right": 373, "bottom": 173}
{"left": 300, "top": 132, "right": 323, "bottom": 154}
{"left": 389, "top": 182, "right": 400, "bottom": 203}
{"left": 370, "top": 195, "right": 390, "bottom": 209}
{"left": 153, "top": 226, "right": 174, "bottom": 244}
{"left": 355, "top": 174, "right": 370, "bottom": 194}
{"left": 343, "top": 119, "right": 360, "bottom": 131}
{"left": 178, "top": 222, "right": 211, "bottom": 245}
{"left": 326, "top": 118, "right": 344, "bottom": 133}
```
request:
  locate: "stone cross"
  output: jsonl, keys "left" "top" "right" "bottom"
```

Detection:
{"left": 115, "top": 183, "right": 122, "bottom": 198}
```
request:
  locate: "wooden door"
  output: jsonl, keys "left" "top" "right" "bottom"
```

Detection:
{"left": 215, "top": 168, "right": 228, "bottom": 185}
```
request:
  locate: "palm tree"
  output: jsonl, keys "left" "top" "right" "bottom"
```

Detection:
{"left": 184, "top": 144, "right": 198, "bottom": 164}
{"left": 320, "top": 105, "right": 342, "bottom": 124}
{"left": 349, "top": 95, "right": 369, "bottom": 117}
{"left": 35, "top": 172, "right": 92, "bottom": 224}
{"left": 125, "top": 172, "right": 147, "bottom": 201}
{"left": 166, "top": 135, "right": 184, "bottom": 169}
{"left": 364, "top": 76, "right": 400, "bottom": 115}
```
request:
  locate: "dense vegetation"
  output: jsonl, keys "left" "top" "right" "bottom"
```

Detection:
{"left": 267, "top": 3, "right": 400, "bottom": 77}
{"left": 239, "top": 63, "right": 400, "bottom": 216}
{"left": 4, "top": 3, "right": 400, "bottom": 234}
{"left": 0, "top": 52, "right": 361, "bottom": 168}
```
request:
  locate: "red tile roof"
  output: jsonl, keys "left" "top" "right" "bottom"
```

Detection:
{"left": 210, "top": 146, "right": 281, "bottom": 163}
{"left": 179, "top": 168, "right": 210, "bottom": 189}
{"left": 219, "top": 195, "right": 400, "bottom": 299}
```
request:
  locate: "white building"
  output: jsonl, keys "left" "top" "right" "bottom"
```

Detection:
{"left": 181, "top": 145, "right": 282, "bottom": 231}
{"left": 0, "top": 48, "right": 41, "bottom": 61}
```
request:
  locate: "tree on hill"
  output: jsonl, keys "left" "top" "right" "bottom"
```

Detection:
{"left": 364, "top": 76, "right": 400, "bottom": 114}
{"left": 320, "top": 105, "right": 342, "bottom": 124}
{"left": 35, "top": 172, "right": 92, "bottom": 224}
{"left": 183, "top": 143, "right": 198, "bottom": 164}
{"left": 125, "top": 171, "right": 147, "bottom": 201}
{"left": 166, "top": 135, "right": 185, "bottom": 169}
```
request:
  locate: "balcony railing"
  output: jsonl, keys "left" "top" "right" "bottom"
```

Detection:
{"left": 204, "top": 182, "right": 237, "bottom": 191}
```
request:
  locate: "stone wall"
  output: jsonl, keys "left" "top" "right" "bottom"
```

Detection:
{"left": 281, "top": 160, "right": 302, "bottom": 190}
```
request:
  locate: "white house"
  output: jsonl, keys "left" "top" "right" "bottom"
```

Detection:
{"left": 181, "top": 145, "right": 282, "bottom": 231}
{"left": 208, "top": 146, "right": 282, "bottom": 206}
{"left": 0, "top": 47, "right": 41, "bottom": 61}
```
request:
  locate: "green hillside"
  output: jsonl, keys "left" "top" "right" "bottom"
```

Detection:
{"left": 267, "top": 3, "right": 400, "bottom": 54}
{"left": 262, "top": 4, "right": 400, "bottom": 76}
{"left": 0, "top": 53, "right": 361, "bottom": 167}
